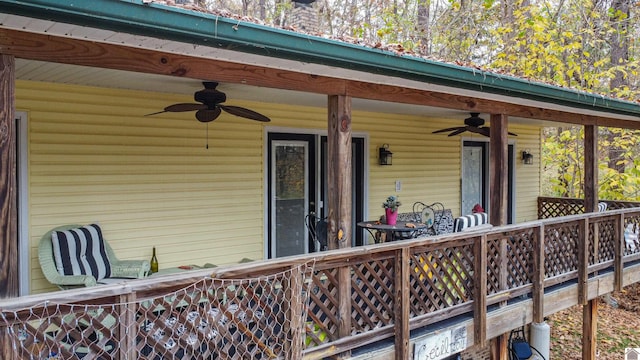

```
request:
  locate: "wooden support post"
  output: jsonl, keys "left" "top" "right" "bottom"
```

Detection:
{"left": 337, "top": 265, "right": 352, "bottom": 359}
{"left": 578, "top": 218, "right": 589, "bottom": 305}
{"left": 584, "top": 125, "right": 598, "bottom": 213}
{"left": 499, "top": 238, "right": 508, "bottom": 295}
{"left": 582, "top": 124, "right": 599, "bottom": 360}
{"left": 284, "top": 265, "right": 304, "bottom": 359}
{"left": 474, "top": 235, "right": 487, "bottom": 348}
{"left": 1, "top": 323, "right": 16, "bottom": 360}
{"left": 0, "top": 54, "right": 18, "bottom": 299}
{"left": 394, "top": 248, "right": 410, "bottom": 359}
{"left": 491, "top": 336, "right": 509, "bottom": 360}
{"left": 489, "top": 113, "right": 509, "bottom": 360}
{"left": 326, "top": 155, "right": 352, "bottom": 360}
{"left": 615, "top": 213, "right": 624, "bottom": 291}
{"left": 592, "top": 221, "right": 599, "bottom": 268}
{"left": 582, "top": 298, "right": 597, "bottom": 360}
{"left": 489, "top": 114, "right": 508, "bottom": 227}
{"left": 327, "top": 95, "right": 352, "bottom": 250}
{"left": 118, "top": 293, "right": 138, "bottom": 360}
{"left": 532, "top": 225, "right": 545, "bottom": 323}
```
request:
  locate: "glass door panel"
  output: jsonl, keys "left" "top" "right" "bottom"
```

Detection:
{"left": 271, "top": 140, "right": 309, "bottom": 257}
{"left": 462, "top": 142, "right": 486, "bottom": 215}
{"left": 461, "top": 141, "right": 514, "bottom": 223}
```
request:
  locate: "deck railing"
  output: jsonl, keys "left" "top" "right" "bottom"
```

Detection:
{"left": 3, "top": 208, "right": 640, "bottom": 359}
{"left": 538, "top": 196, "right": 640, "bottom": 219}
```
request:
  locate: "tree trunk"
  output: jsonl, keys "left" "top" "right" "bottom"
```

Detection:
{"left": 417, "top": 0, "right": 430, "bottom": 54}
{"left": 607, "top": 0, "right": 630, "bottom": 173}
{"left": 609, "top": 0, "right": 630, "bottom": 90}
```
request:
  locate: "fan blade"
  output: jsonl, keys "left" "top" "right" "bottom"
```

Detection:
{"left": 467, "top": 126, "right": 491, "bottom": 137}
{"left": 475, "top": 126, "right": 519, "bottom": 137}
{"left": 447, "top": 128, "right": 467, "bottom": 137}
{"left": 144, "top": 103, "right": 207, "bottom": 116}
{"left": 164, "top": 103, "right": 208, "bottom": 112}
{"left": 219, "top": 105, "right": 270, "bottom": 122}
{"left": 196, "top": 108, "right": 222, "bottom": 123}
{"left": 432, "top": 127, "right": 464, "bottom": 134}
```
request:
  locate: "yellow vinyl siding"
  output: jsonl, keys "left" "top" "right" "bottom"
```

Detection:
{"left": 363, "top": 112, "right": 462, "bottom": 222}
{"left": 510, "top": 125, "right": 542, "bottom": 223}
{"left": 19, "top": 81, "right": 267, "bottom": 293}
{"left": 360, "top": 115, "right": 541, "bottom": 224}
{"left": 18, "top": 80, "right": 542, "bottom": 293}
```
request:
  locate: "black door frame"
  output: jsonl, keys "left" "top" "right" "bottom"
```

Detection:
{"left": 462, "top": 140, "right": 514, "bottom": 224}
{"left": 267, "top": 132, "right": 366, "bottom": 258}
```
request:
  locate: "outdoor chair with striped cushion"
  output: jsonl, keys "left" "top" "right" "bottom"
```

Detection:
{"left": 453, "top": 212, "right": 490, "bottom": 232}
{"left": 598, "top": 202, "right": 608, "bottom": 212}
{"left": 39, "top": 224, "right": 150, "bottom": 289}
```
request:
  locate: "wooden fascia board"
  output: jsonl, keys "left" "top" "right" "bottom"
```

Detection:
{"left": 2, "top": 28, "right": 640, "bottom": 128}
{"left": 343, "top": 82, "right": 639, "bottom": 128}
{"left": 0, "top": 28, "right": 346, "bottom": 95}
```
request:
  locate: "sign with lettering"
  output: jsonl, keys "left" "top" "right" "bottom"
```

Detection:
{"left": 413, "top": 325, "right": 467, "bottom": 360}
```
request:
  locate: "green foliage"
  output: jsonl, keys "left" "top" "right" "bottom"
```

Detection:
{"left": 201, "top": 0, "right": 640, "bottom": 100}
{"left": 543, "top": 126, "right": 640, "bottom": 201}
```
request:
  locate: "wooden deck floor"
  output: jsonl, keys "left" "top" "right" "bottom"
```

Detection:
{"left": 2, "top": 207, "right": 640, "bottom": 359}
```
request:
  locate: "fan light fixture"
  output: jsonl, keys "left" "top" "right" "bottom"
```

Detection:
{"left": 522, "top": 150, "right": 534, "bottom": 165}
{"left": 145, "top": 82, "right": 271, "bottom": 123}
{"left": 145, "top": 81, "right": 270, "bottom": 148}
{"left": 379, "top": 144, "right": 393, "bottom": 166}
{"left": 432, "top": 112, "right": 518, "bottom": 137}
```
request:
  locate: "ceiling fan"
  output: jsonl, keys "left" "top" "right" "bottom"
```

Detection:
{"left": 145, "top": 81, "right": 271, "bottom": 123}
{"left": 432, "top": 112, "right": 517, "bottom": 137}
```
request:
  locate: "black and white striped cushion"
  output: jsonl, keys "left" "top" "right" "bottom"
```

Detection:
{"left": 453, "top": 213, "right": 489, "bottom": 232}
{"left": 598, "top": 202, "right": 608, "bottom": 212}
{"left": 51, "top": 224, "right": 111, "bottom": 280}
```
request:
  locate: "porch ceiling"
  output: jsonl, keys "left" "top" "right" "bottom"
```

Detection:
{"left": 2, "top": 3, "right": 640, "bottom": 128}
{"left": 14, "top": 58, "right": 475, "bottom": 122}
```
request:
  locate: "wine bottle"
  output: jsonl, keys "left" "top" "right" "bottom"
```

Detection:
{"left": 150, "top": 247, "right": 159, "bottom": 274}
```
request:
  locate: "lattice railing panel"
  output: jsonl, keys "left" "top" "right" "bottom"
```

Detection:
{"left": 589, "top": 218, "right": 616, "bottom": 265}
{"left": 538, "top": 197, "right": 584, "bottom": 219}
{"left": 505, "top": 230, "right": 535, "bottom": 288}
{"left": 306, "top": 267, "right": 339, "bottom": 348}
{"left": 606, "top": 200, "right": 640, "bottom": 210}
{"left": 486, "top": 238, "right": 501, "bottom": 295}
{"left": 350, "top": 258, "right": 395, "bottom": 333}
{"left": 3, "top": 263, "right": 314, "bottom": 359}
{"left": 545, "top": 223, "right": 579, "bottom": 278}
{"left": 408, "top": 243, "right": 474, "bottom": 317}
{"left": 485, "top": 230, "right": 535, "bottom": 294}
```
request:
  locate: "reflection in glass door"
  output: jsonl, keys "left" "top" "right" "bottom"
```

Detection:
{"left": 267, "top": 132, "right": 365, "bottom": 258}
{"left": 461, "top": 141, "right": 514, "bottom": 223}
{"left": 268, "top": 134, "right": 316, "bottom": 258}
{"left": 461, "top": 142, "right": 487, "bottom": 215}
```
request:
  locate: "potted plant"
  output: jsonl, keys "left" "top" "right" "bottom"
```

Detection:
{"left": 382, "top": 195, "right": 401, "bottom": 225}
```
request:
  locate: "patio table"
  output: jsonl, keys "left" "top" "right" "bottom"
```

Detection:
{"left": 357, "top": 221, "right": 427, "bottom": 243}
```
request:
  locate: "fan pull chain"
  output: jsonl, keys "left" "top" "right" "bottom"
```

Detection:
{"left": 206, "top": 123, "right": 209, "bottom": 149}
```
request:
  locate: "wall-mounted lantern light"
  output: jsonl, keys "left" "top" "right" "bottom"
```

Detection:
{"left": 522, "top": 150, "right": 534, "bottom": 165}
{"left": 379, "top": 144, "right": 393, "bottom": 166}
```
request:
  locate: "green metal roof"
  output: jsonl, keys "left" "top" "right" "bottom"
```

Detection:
{"left": 2, "top": 0, "right": 640, "bottom": 118}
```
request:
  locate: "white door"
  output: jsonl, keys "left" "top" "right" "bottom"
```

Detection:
{"left": 462, "top": 141, "right": 514, "bottom": 222}
{"left": 268, "top": 134, "right": 315, "bottom": 258}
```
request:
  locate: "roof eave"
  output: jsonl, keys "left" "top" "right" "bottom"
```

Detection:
{"left": 2, "top": 0, "right": 639, "bottom": 118}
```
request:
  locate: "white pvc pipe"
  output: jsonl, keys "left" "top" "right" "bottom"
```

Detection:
{"left": 529, "top": 322, "right": 551, "bottom": 360}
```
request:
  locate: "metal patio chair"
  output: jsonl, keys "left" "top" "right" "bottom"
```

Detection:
{"left": 305, "top": 214, "right": 328, "bottom": 252}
